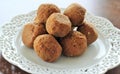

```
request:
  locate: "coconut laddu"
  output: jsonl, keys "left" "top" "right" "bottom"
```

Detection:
{"left": 22, "top": 23, "right": 47, "bottom": 48}
{"left": 64, "top": 3, "right": 86, "bottom": 27}
{"left": 34, "top": 4, "right": 60, "bottom": 24}
{"left": 46, "top": 13, "right": 72, "bottom": 37}
{"left": 77, "top": 21, "right": 98, "bottom": 45}
{"left": 33, "top": 34, "right": 62, "bottom": 62}
{"left": 60, "top": 31, "right": 87, "bottom": 57}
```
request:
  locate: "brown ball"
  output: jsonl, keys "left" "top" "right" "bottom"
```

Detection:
{"left": 64, "top": 3, "right": 86, "bottom": 27}
{"left": 60, "top": 31, "right": 87, "bottom": 57}
{"left": 34, "top": 4, "right": 60, "bottom": 24}
{"left": 77, "top": 21, "right": 98, "bottom": 45}
{"left": 46, "top": 13, "right": 72, "bottom": 37}
{"left": 33, "top": 34, "right": 62, "bottom": 62}
{"left": 22, "top": 23, "right": 47, "bottom": 48}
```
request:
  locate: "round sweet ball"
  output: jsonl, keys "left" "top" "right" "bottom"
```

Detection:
{"left": 60, "top": 31, "right": 87, "bottom": 57}
{"left": 64, "top": 3, "right": 86, "bottom": 27}
{"left": 33, "top": 34, "right": 62, "bottom": 62}
{"left": 77, "top": 21, "right": 98, "bottom": 45}
{"left": 34, "top": 4, "right": 60, "bottom": 24}
{"left": 22, "top": 23, "right": 47, "bottom": 48}
{"left": 46, "top": 13, "right": 72, "bottom": 37}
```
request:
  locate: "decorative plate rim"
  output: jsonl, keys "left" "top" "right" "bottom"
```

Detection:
{"left": 0, "top": 10, "right": 120, "bottom": 74}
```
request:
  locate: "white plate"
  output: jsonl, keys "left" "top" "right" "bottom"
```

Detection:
{"left": 0, "top": 10, "right": 120, "bottom": 74}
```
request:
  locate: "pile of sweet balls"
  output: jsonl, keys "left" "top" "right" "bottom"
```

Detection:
{"left": 22, "top": 3, "right": 98, "bottom": 62}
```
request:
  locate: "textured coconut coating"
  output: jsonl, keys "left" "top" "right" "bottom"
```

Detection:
{"left": 46, "top": 13, "right": 72, "bottom": 37}
{"left": 77, "top": 21, "right": 98, "bottom": 45}
{"left": 60, "top": 31, "right": 87, "bottom": 57}
{"left": 22, "top": 23, "right": 47, "bottom": 48}
{"left": 34, "top": 34, "right": 62, "bottom": 62}
{"left": 34, "top": 4, "right": 60, "bottom": 24}
{"left": 64, "top": 3, "right": 86, "bottom": 27}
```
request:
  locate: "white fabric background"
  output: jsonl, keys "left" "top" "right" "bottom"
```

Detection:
{"left": 0, "top": 0, "right": 94, "bottom": 26}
